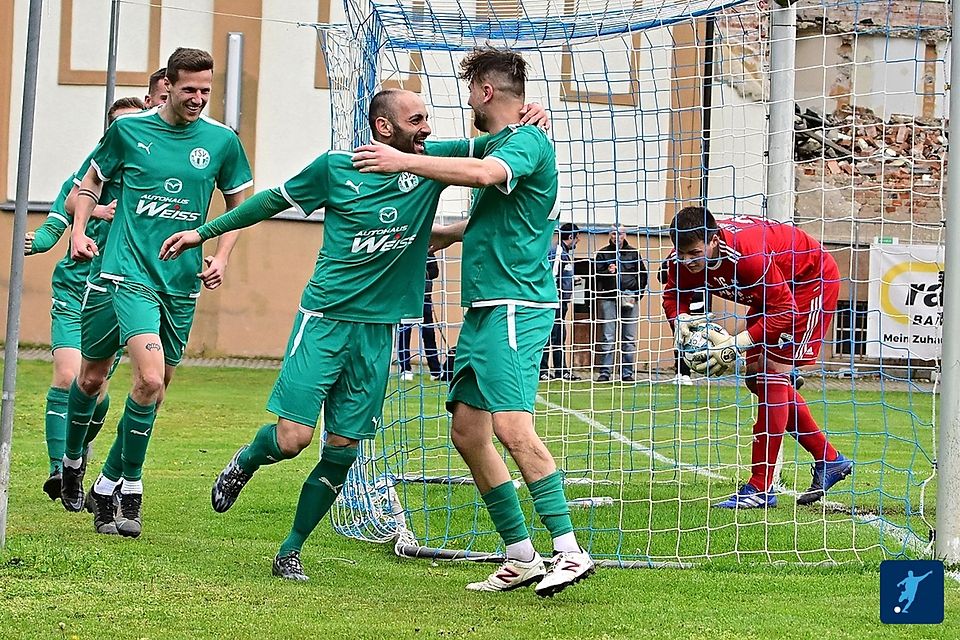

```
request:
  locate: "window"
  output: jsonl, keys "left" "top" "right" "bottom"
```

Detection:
{"left": 834, "top": 299, "right": 868, "bottom": 357}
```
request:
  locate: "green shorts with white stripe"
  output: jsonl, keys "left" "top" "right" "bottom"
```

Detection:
{"left": 50, "top": 288, "right": 84, "bottom": 352}
{"left": 447, "top": 304, "right": 554, "bottom": 414}
{"left": 267, "top": 310, "right": 393, "bottom": 440}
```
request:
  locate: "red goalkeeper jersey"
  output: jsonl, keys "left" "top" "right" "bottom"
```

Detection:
{"left": 662, "top": 217, "right": 840, "bottom": 344}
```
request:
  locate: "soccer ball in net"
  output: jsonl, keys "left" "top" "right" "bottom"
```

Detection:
{"left": 681, "top": 322, "right": 728, "bottom": 370}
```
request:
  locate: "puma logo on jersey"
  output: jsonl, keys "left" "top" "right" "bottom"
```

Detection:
{"left": 345, "top": 180, "right": 363, "bottom": 194}
{"left": 319, "top": 477, "right": 344, "bottom": 494}
{"left": 137, "top": 141, "right": 153, "bottom": 154}
{"left": 46, "top": 411, "right": 67, "bottom": 418}
{"left": 129, "top": 428, "right": 152, "bottom": 437}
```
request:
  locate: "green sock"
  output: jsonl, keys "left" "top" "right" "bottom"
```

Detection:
{"left": 527, "top": 471, "right": 574, "bottom": 538}
{"left": 278, "top": 445, "right": 358, "bottom": 556}
{"left": 101, "top": 416, "right": 125, "bottom": 482}
{"left": 44, "top": 387, "right": 69, "bottom": 473}
{"left": 65, "top": 380, "right": 98, "bottom": 460}
{"left": 482, "top": 480, "right": 530, "bottom": 546}
{"left": 237, "top": 424, "right": 292, "bottom": 474}
{"left": 120, "top": 396, "right": 157, "bottom": 481}
{"left": 84, "top": 393, "right": 111, "bottom": 447}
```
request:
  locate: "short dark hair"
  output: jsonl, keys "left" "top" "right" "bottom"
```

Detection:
{"left": 107, "top": 96, "right": 146, "bottom": 123}
{"left": 165, "top": 48, "right": 214, "bottom": 84}
{"left": 148, "top": 67, "right": 167, "bottom": 94}
{"left": 459, "top": 47, "right": 527, "bottom": 99}
{"left": 670, "top": 206, "right": 719, "bottom": 250}
{"left": 559, "top": 222, "right": 580, "bottom": 240}
{"left": 368, "top": 89, "right": 403, "bottom": 132}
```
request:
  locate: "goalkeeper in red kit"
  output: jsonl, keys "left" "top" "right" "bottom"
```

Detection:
{"left": 662, "top": 206, "right": 853, "bottom": 508}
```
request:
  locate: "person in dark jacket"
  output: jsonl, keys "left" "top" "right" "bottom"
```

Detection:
{"left": 594, "top": 226, "right": 648, "bottom": 382}
{"left": 398, "top": 252, "right": 444, "bottom": 380}
{"left": 540, "top": 223, "right": 581, "bottom": 380}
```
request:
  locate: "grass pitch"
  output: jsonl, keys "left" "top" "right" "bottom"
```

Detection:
{"left": 1, "top": 360, "right": 956, "bottom": 639}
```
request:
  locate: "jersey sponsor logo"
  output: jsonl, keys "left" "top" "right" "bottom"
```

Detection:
{"left": 137, "top": 141, "right": 153, "bottom": 155}
{"left": 397, "top": 172, "right": 419, "bottom": 193}
{"left": 164, "top": 178, "right": 183, "bottom": 194}
{"left": 189, "top": 147, "right": 211, "bottom": 169}
{"left": 345, "top": 180, "right": 363, "bottom": 194}
{"left": 135, "top": 194, "right": 201, "bottom": 222}
{"left": 378, "top": 207, "right": 398, "bottom": 224}
{"left": 351, "top": 224, "right": 417, "bottom": 254}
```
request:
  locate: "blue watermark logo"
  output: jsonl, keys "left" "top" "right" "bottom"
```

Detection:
{"left": 880, "top": 560, "right": 944, "bottom": 624}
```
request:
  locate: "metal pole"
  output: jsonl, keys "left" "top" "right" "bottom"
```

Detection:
{"left": 700, "top": 16, "right": 716, "bottom": 210}
{"left": 103, "top": 0, "right": 121, "bottom": 130}
{"left": 0, "top": 0, "right": 44, "bottom": 549}
{"left": 764, "top": 6, "right": 797, "bottom": 223}
{"left": 765, "top": 6, "right": 797, "bottom": 489}
{"left": 935, "top": 5, "right": 960, "bottom": 565}
{"left": 223, "top": 32, "right": 245, "bottom": 132}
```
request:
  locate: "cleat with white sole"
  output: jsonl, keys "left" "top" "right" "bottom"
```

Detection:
{"left": 466, "top": 556, "right": 546, "bottom": 592}
{"left": 535, "top": 551, "right": 595, "bottom": 597}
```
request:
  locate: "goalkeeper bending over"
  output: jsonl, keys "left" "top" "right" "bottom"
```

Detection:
{"left": 662, "top": 207, "right": 853, "bottom": 508}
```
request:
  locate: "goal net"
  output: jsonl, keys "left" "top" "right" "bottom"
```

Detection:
{"left": 313, "top": 0, "right": 944, "bottom": 567}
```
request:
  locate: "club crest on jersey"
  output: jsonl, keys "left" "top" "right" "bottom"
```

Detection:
{"left": 379, "top": 207, "right": 399, "bottom": 224}
{"left": 397, "top": 172, "right": 419, "bottom": 193}
{"left": 189, "top": 147, "right": 211, "bottom": 169}
{"left": 164, "top": 178, "right": 183, "bottom": 194}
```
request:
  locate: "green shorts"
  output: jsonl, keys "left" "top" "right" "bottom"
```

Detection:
{"left": 50, "top": 289, "right": 84, "bottom": 352}
{"left": 447, "top": 304, "right": 554, "bottom": 414}
{"left": 79, "top": 283, "right": 125, "bottom": 376}
{"left": 110, "top": 280, "right": 197, "bottom": 367}
{"left": 80, "top": 283, "right": 120, "bottom": 362}
{"left": 268, "top": 311, "right": 393, "bottom": 441}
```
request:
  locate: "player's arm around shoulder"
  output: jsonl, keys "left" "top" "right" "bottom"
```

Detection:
{"left": 352, "top": 140, "right": 507, "bottom": 188}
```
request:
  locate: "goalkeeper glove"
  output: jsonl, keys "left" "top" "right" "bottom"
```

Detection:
{"left": 692, "top": 330, "right": 754, "bottom": 375}
{"left": 673, "top": 313, "right": 711, "bottom": 351}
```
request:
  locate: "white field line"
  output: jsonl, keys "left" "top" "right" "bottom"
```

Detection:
{"left": 536, "top": 394, "right": 727, "bottom": 481}
{"left": 536, "top": 394, "right": 931, "bottom": 562}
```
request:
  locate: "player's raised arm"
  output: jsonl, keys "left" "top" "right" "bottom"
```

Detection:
{"left": 518, "top": 102, "right": 550, "bottom": 130}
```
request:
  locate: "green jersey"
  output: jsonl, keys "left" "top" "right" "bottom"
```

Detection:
{"left": 460, "top": 125, "right": 560, "bottom": 308}
{"left": 279, "top": 140, "right": 478, "bottom": 324}
{"left": 73, "top": 151, "right": 122, "bottom": 289}
{"left": 90, "top": 107, "right": 252, "bottom": 296}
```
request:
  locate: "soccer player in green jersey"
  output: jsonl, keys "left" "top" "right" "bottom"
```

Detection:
{"left": 67, "top": 48, "right": 253, "bottom": 537}
{"left": 353, "top": 48, "right": 595, "bottom": 596}
{"left": 160, "top": 88, "right": 548, "bottom": 580}
{"left": 24, "top": 96, "right": 148, "bottom": 502}
{"left": 142, "top": 67, "right": 169, "bottom": 108}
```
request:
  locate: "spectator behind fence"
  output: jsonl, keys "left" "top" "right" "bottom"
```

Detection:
{"left": 540, "top": 222, "right": 581, "bottom": 381}
{"left": 658, "top": 257, "right": 708, "bottom": 386}
{"left": 594, "top": 226, "right": 648, "bottom": 382}
{"left": 398, "top": 252, "right": 444, "bottom": 380}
